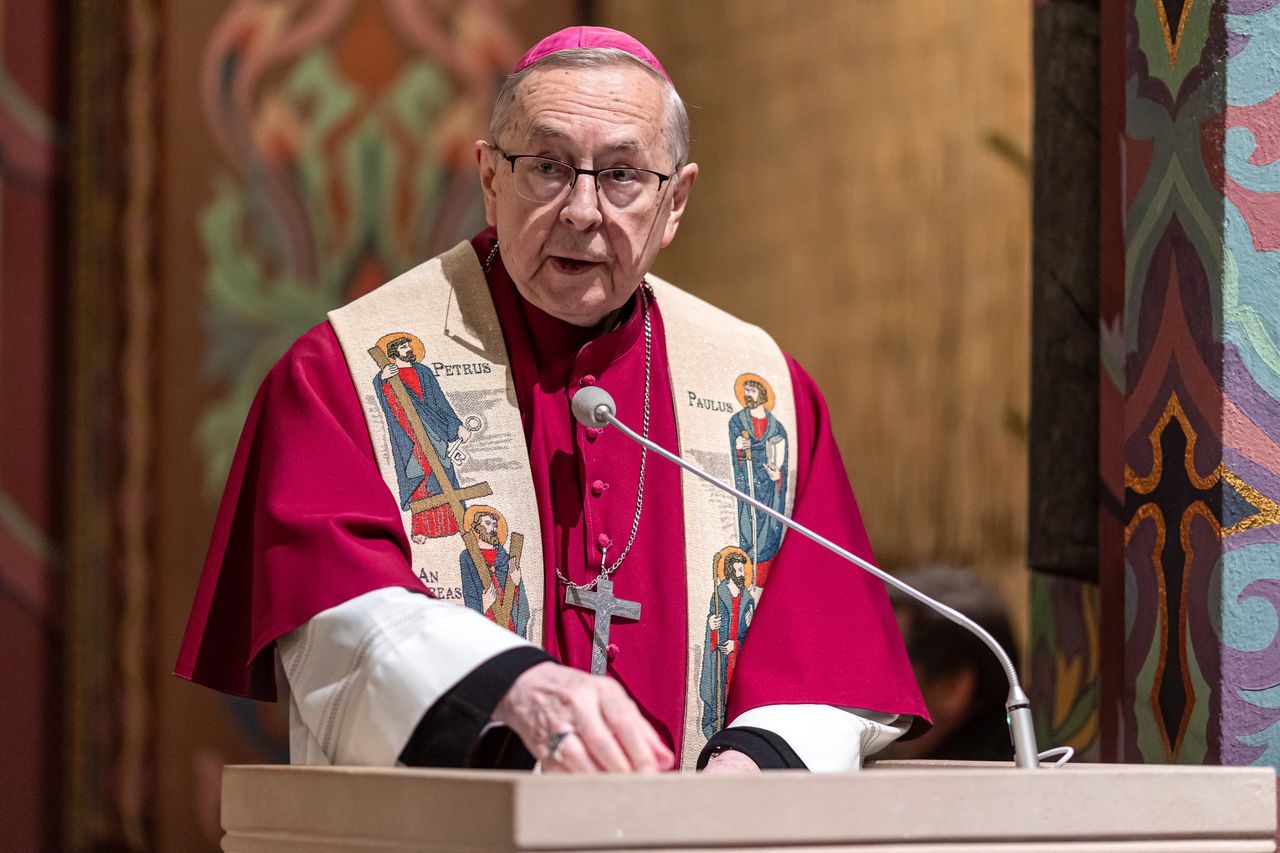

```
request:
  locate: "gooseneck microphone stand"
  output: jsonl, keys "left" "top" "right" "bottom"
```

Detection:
{"left": 571, "top": 385, "right": 1043, "bottom": 770}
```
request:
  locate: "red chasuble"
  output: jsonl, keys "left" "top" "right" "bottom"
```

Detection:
{"left": 176, "top": 228, "right": 928, "bottom": 752}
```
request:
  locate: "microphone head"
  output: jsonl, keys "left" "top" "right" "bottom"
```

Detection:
{"left": 571, "top": 386, "right": 616, "bottom": 427}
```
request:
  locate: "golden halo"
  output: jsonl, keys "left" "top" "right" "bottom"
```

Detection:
{"left": 734, "top": 373, "right": 776, "bottom": 411}
{"left": 713, "top": 546, "right": 754, "bottom": 587}
{"left": 463, "top": 504, "right": 508, "bottom": 546}
{"left": 376, "top": 332, "right": 426, "bottom": 366}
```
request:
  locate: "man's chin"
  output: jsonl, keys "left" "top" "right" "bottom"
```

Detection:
{"left": 530, "top": 278, "right": 620, "bottom": 327}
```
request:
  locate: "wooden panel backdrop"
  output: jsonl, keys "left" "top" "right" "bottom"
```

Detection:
{"left": 597, "top": 2, "right": 1034, "bottom": 634}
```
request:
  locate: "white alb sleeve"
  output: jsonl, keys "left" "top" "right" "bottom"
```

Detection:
{"left": 278, "top": 586, "right": 532, "bottom": 766}
{"left": 727, "top": 704, "right": 909, "bottom": 772}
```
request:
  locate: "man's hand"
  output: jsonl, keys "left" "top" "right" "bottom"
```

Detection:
{"left": 493, "top": 662, "right": 674, "bottom": 773}
{"left": 481, "top": 583, "right": 498, "bottom": 613}
{"left": 719, "top": 639, "right": 735, "bottom": 654}
{"left": 765, "top": 463, "right": 781, "bottom": 482}
{"left": 457, "top": 425, "right": 471, "bottom": 441}
{"left": 707, "top": 613, "right": 721, "bottom": 631}
{"left": 701, "top": 749, "right": 761, "bottom": 774}
{"left": 734, "top": 435, "right": 750, "bottom": 451}
{"left": 379, "top": 363, "right": 400, "bottom": 381}
{"left": 510, "top": 563, "right": 521, "bottom": 586}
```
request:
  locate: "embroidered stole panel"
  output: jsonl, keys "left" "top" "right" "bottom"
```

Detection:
{"left": 648, "top": 278, "right": 798, "bottom": 767}
{"left": 328, "top": 242, "right": 797, "bottom": 767}
{"left": 329, "top": 243, "right": 546, "bottom": 646}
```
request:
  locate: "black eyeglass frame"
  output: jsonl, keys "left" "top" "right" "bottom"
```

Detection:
{"left": 489, "top": 144, "right": 674, "bottom": 202}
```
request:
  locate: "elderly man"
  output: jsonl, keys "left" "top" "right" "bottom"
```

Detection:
{"left": 177, "top": 26, "right": 926, "bottom": 774}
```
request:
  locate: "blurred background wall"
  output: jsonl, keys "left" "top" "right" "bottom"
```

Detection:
{"left": 600, "top": 0, "right": 1033, "bottom": 631}
{"left": 0, "top": 2, "right": 1032, "bottom": 849}
{"left": 0, "top": 4, "right": 61, "bottom": 852}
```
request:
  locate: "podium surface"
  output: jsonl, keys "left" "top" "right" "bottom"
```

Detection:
{"left": 222, "top": 761, "right": 1276, "bottom": 852}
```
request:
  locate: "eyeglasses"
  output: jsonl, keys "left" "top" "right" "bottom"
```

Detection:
{"left": 490, "top": 145, "right": 674, "bottom": 211}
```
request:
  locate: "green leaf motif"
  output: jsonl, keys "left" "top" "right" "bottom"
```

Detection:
{"left": 199, "top": 50, "right": 487, "bottom": 494}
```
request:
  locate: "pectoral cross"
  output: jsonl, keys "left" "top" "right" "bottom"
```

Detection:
{"left": 565, "top": 577, "right": 641, "bottom": 676}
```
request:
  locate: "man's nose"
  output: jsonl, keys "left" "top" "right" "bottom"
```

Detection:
{"left": 560, "top": 174, "right": 603, "bottom": 230}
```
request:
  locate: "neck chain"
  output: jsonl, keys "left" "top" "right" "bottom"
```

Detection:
{"left": 555, "top": 283, "right": 653, "bottom": 592}
{"left": 484, "top": 236, "right": 652, "bottom": 592}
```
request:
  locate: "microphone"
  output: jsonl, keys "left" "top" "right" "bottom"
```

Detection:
{"left": 571, "top": 386, "right": 1044, "bottom": 770}
{"left": 571, "top": 385, "right": 617, "bottom": 428}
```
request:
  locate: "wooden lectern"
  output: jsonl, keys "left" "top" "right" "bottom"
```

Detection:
{"left": 221, "top": 761, "right": 1276, "bottom": 852}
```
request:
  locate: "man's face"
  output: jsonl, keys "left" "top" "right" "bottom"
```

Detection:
{"left": 728, "top": 559, "right": 746, "bottom": 585}
{"left": 477, "top": 64, "right": 697, "bottom": 327}
{"left": 395, "top": 342, "right": 415, "bottom": 363}
{"left": 743, "top": 384, "right": 761, "bottom": 407}
{"left": 475, "top": 513, "right": 500, "bottom": 544}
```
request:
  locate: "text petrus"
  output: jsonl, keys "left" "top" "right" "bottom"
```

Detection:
{"left": 431, "top": 361, "right": 493, "bottom": 377}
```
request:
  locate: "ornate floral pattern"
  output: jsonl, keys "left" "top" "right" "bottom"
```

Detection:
{"left": 1117, "top": 0, "right": 1280, "bottom": 766}
{"left": 198, "top": 1, "right": 524, "bottom": 492}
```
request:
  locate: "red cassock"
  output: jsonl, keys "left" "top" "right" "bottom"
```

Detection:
{"left": 176, "top": 229, "right": 928, "bottom": 755}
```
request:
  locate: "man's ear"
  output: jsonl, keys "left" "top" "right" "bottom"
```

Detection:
{"left": 660, "top": 162, "right": 698, "bottom": 247}
{"left": 476, "top": 141, "right": 499, "bottom": 227}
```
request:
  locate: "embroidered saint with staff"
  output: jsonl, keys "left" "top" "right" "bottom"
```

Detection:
{"left": 699, "top": 547, "right": 756, "bottom": 737}
{"left": 729, "top": 373, "right": 789, "bottom": 588}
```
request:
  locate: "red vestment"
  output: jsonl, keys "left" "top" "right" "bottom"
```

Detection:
{"left": 175, "top": 228, "right": 928, "bottom": 754}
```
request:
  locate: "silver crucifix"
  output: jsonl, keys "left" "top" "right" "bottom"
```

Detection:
{"left": 565, "top": 577, "right": 641, "bottom": 676}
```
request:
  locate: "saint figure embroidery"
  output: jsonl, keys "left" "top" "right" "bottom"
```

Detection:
{"left": 729, "top": 373, "right": 788, "bottom": 586}
{"left": 370, "top": 333, "right": 476, "bottom": 542}
{"left": 699, "top": 547, "right": 756, "bottom": 737}
{"left": 459, "top": 505, "right": 530, "bottom": 638}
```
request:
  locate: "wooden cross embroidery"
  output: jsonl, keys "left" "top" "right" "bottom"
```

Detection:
{"left": 369, "top": 345, "right": 515, "bottom": 628}
{"left": 463, "top": 530, "right": 526, "bottom": 632}
{"left": 565, "top": 577, "right": 641, "bottom": 676}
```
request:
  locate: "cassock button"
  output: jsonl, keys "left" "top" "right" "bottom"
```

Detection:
{"left": 579, "top": 374, "right": 597, "bottom": 387}
{"left": 585, "top": 428, "right": 603, "bottom": 442}
{"left": 606, "top": 643, "right": 619, "bottom": 661}
{"left": 596, "top": 533, "right": 612, "bottom": 551}
{"left": 590, "top": 479, "right": 607, "bottom": 497}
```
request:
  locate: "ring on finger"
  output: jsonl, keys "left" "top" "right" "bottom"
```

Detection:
{"left": 546, "top": 728, "right": 575, "bottom": 762}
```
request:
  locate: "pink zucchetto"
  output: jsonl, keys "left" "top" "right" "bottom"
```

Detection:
{"left": 512, "top": 26, "right": 671, "bottom": 82}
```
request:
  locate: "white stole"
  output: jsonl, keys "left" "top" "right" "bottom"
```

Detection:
{"left": 328, "top": 241, "right": 797, "bottom": 766}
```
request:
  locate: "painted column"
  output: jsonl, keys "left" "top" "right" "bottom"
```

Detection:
{"left": 1119, "top": 0, "right": 1280, "bottom": 766}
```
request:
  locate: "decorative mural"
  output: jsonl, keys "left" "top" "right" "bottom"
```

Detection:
{"left": 198, "top": 0, "right": 526, "bottom": 493}
{"left": 1121, "top": 0, "right": 1280, "bottom": 767}
{"left": 1218, "top": 0, "right": 1280, "bottom": 769}
{"left": 1029, "top": 573, "right": 1101, "bottom": 760}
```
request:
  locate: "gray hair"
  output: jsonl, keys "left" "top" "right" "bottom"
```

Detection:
{"left": 488, "top": 48, "right": 690, "bottom": 170}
